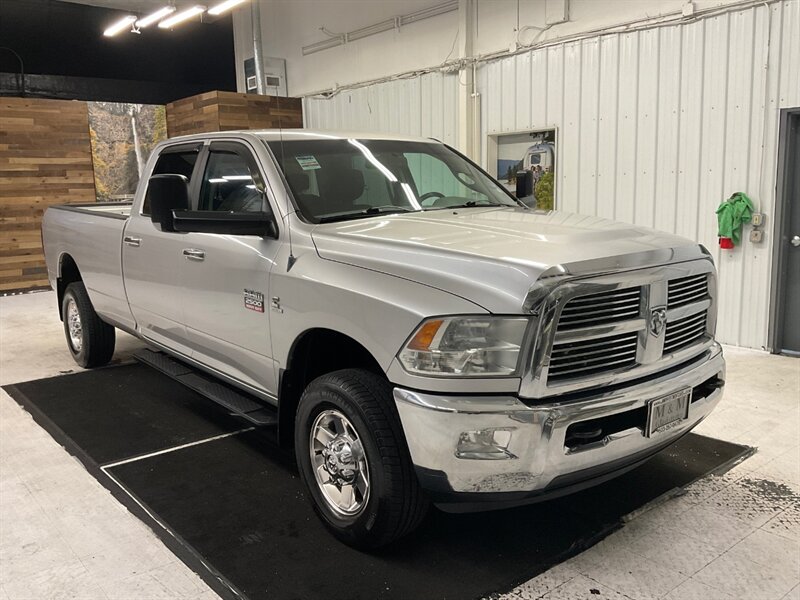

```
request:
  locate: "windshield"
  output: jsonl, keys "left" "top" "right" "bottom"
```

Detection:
{"left": 265, "top": 138, "right": 520, "bottom": 223}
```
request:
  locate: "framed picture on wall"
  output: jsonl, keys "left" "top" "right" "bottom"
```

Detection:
{"left": 487, "top": 129, "right": 557, "bottom": 210}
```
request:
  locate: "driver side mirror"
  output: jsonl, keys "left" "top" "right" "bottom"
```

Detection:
{"left": 146, "top": 174, "right": 189, "bottom": 232}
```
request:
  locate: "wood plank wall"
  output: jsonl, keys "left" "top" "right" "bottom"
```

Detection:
{"left": 0, "top": 98, "right": 95, "bottom": 293}
{"left": 0, "top": 91, "right": 302, "bottom": 293}
{"left": 166, "top": 90, "right": 303, "bottom": 137}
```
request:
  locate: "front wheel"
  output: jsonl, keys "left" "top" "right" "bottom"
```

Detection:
{"left": 294, "top": 369, "right": 428, "bottom": 549}
{"left": 62, "top": 282, "right": 115, "bottom": 368}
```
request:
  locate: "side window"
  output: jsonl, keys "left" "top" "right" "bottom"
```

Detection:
{"left": 142, "top": 147, "right": 200, "bottom": 215}
{"left": 198, "top": 147, "right": 268, "bottom": 213}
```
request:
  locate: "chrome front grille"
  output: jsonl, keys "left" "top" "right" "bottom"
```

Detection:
{"left": 533, "top": 262, "right": 716, "bottom": 395}
{"left": 664, "top": 312, "right": 707, "bottom": 354}
{"left": 668, "top": 274, "right": 709, "bottom": 308}
{"left": 557, "top": 287, "right": 642, "bottom": 330}
{"left": 549, "top": 331, "right": 638, "bottom": 381}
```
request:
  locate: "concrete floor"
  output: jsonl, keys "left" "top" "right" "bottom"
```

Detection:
{"left": 1, "top": 290, "right": 798, "bottom": 600}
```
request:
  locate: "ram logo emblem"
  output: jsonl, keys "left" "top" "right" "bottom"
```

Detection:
{"left": 649, "top": 307, "right": 667, "bottom": 337}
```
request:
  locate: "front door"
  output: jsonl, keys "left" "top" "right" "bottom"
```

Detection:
{"left": 179, "top": 141, "right": 282, "bottom": 397}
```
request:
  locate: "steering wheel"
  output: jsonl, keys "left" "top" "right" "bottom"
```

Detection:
{"left": 419, "top": 191, "right": 446, "bottom": 207}
{"left": 419, "top": 191, "right": 445, "bottom": 201}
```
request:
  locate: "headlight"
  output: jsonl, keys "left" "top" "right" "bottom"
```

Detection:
{"left": 398, "top": 316, "right": 529, "bottom": 377}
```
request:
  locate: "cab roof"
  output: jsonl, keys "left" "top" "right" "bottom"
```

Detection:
{"left": 165, "top": 129, "right": 442, "bottom": 145}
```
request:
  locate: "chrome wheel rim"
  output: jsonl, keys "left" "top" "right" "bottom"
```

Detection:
{"left": 309, "top": 409, "right": 370, "bottom": 517}
{"left": 66, "top": 299, "right": 83, "bottom": 352}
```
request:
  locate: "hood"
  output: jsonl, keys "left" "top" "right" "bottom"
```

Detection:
{"left": 311, "top": 207, "right": 706, "bottom": 313}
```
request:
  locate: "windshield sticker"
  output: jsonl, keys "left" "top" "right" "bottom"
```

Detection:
{"left": 295, "top": 155, "right": 321, "bottom": 171}
{"left": 244, "top": 289, "right": 265, "bottom": 313}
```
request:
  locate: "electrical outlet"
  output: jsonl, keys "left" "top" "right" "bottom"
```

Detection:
{"left": 751, "top": 212, "right": 765, "bottom": 227}
{"left": 750, "top": 229, "right": 764, "bottom": 243}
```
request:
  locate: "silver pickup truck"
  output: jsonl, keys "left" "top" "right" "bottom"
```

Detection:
{"left": 42, "top": 130, "right": 725, "bottom": 548}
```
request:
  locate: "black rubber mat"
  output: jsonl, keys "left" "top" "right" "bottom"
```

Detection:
{"left": 7, "top": 364, "right": 245, "bottom": 464}
{"left": 4, "top": 364, "right": 752, "bottom": 600}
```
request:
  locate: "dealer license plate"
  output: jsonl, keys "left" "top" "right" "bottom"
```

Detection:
{"left": 646, "top": 389, "right": 691, "bottom": 437}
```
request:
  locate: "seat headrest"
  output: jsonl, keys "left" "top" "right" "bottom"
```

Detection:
{"left": 327, "top": 168, "right": 364, "bottom": 206}
{"left": 286, "top": 171, "right": 309, "bottom": 194}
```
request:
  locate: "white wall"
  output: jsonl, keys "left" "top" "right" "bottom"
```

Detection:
{"left": 303, "top": 72, "right": 461, "bottom": 145}
{"left": 232, "top": 0, "right": 459, "bottom": 96}
{"left": 233, "top": 0, "right": 751, "bottom": 96}
{"left": 476, "top": 1, "right": 800, "bottom": 350}
{"left": 237, "top": 0, "right": 800, "bottom": 350}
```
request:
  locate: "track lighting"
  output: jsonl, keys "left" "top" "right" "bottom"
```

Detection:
{"left": 158, "top": 5, "right": 206, "bottom": 29}
{"left": 136, "top": 6, "right": 177, "bottom": 28}
{"left": 103, "top": 15, "right": 137, "bottom": 37}
{"left": 102, "top": 1, "right": 237, "bottom": 37}
{"left": 208, "top": 0, "right": 248, "bottom": 16}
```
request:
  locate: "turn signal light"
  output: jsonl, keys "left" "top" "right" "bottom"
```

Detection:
{"left": 407, "top": 319, "right": 443, "bottom": 350}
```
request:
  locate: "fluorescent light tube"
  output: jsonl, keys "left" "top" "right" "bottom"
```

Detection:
{"left": 302, "top": 36, "right": 344, "bottom": 56}
{"left": 136, "top": 6, "right": 176, "bottom": 28}
{"left": 208, "top": 0, "right": 248, "bottom": 16}
{"left": 158, "top": 5, "right": 206, "bottom": 28}
{"left": 103, "top": 15, "right": 137, "bottom": 37}
{"left": 346, "top": 18, "right": 395, "bottom": 42}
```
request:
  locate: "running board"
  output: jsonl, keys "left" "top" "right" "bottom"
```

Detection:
{"left": 134, "top": 348, "right": 278, "bottom": 426}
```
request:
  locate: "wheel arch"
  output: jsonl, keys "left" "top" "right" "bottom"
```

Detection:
{"left": 277, "top": 327, "right": 385, "bottom": 448}
{"left": 56, "top": 253, "right": 82, "bottom": 321}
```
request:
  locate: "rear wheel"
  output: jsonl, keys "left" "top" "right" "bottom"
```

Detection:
{"left": 62, "top": 282, "right": 115, "bottom": 368}
{"left": 294, "top": 369, "right": 428, "bottom": 549}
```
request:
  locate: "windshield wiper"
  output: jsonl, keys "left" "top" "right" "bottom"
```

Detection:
{"left": 317, "top": 205, "right": 416, "bottom": 224}
{"left": 364, "top": 205, "right": 416, "bottom": 215}
{"left": 425, "top": 200, "right": 497, "bottom": 211}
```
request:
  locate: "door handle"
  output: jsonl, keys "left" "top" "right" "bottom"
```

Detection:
{"left": 123, "top": 236, "right": 141, "bottom": 247}
{"left": 182, "top": 248, "right": 205, "bottom": 261}
{"left": 791, "top": 235, "right": 800, "bottom": 247}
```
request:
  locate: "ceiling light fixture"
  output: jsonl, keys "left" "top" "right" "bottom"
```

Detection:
{"left": 208, "top": 0, "right": 248, "bottom": 16}
{"left": 158, "top": 5, "right": 206, "bottom": 28}
{"left": 103, "top": 15, "right": 137, "bottom": 37}
{"left": 136, "top": 6, "right": 177, "bottom": 28}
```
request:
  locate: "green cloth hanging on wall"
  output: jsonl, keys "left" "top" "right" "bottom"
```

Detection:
{"left": 716, "top": 192, "right": 754, "bottom": 245}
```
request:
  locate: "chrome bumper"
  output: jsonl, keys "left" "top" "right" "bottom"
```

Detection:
{"left": 394, "top": 344, "right": 725, "bottom": 500}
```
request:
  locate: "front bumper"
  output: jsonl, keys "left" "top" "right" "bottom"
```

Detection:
{"left": 394, "top": 344, "right": 725, "bottom": 510}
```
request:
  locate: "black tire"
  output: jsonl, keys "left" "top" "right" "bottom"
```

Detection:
{"left": 61, "top": 282, "right": 115, "bottom": 368}
{"left": 294, "top": 369, "right": 429, "bottom": 549}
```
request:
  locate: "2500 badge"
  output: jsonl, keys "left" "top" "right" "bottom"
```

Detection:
{"left": 243, "top": 289, "right": 265, "bottom": 313}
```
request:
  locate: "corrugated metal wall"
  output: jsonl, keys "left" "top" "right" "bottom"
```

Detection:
{"left": 303, "top": 0, "right": 800, "bottom": 350}
{"left": 304, "top": 72, "right": 460, "bottom": 145}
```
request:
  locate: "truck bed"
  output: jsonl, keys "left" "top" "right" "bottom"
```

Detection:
{"left": 42, "top": 202, "right": 135, "bottom": 332}
{"left": 50, "top": 202, "right": 132, "bottom": 220}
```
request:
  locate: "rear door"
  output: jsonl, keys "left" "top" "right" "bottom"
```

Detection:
{"left": 179, "top": 140, "right": 282, "bottom": 397}
{"left": 774, "top": 110, "right": 800, "bottom": 355}
{"left": 123, "top": 142, "right": 203, "bottom": 355}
